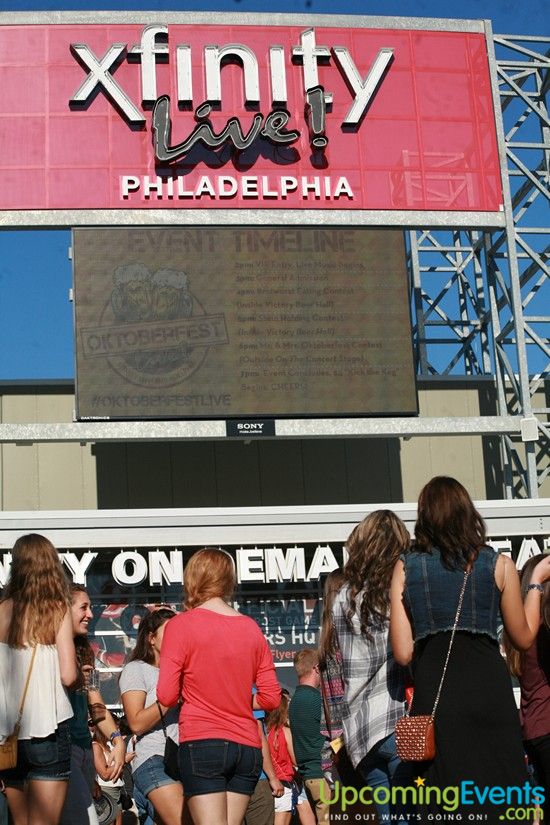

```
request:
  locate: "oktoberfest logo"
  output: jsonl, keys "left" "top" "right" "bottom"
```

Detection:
{"left": 80, "top": 263, "right": 228, "bottom": 388}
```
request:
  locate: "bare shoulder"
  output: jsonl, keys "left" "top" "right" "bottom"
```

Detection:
{"left": 494, "top": 553, "right": 511, "bottom": 592}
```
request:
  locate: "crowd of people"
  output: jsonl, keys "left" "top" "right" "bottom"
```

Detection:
{"left": 0, "top": 475, "right": 549, "bottom": 825}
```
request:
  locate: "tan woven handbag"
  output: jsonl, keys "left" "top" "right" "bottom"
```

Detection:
{"left": 0, "top": 646, "right": 37, "bottom": 770}
{"left": 0, "top": 729, "right": 18, "bottom": 771}
{"left": 395, "top": 569, "right": 469, "bottom": 762}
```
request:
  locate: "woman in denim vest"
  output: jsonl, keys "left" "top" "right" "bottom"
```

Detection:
{"left": 390, "top": 476, "right": 550, "bottom": 822}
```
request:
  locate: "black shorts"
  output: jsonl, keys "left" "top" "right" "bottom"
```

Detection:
{"left": 180, "top": 739, "right": 262, "bottom": 797}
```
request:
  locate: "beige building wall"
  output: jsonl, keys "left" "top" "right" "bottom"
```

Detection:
{"left": 0, "top": 381, "right": 547, "bottom": 511}
{"left": 0, "top": 390, "right": 97, "bottom": 511}
{"left": 400, "top": 385, "right": 490, "bottom": 503}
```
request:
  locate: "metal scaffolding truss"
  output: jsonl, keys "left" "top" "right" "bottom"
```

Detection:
{"left": 410, "top": 32, "right": 550, "bottom": 499}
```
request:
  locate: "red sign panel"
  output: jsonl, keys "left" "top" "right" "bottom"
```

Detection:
{"left": 0, "top": 22, "right": 502, "bottom": 213}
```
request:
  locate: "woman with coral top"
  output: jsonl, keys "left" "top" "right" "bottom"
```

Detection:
{"left": 157, "top": 547, "right": 281, "bottom": 825}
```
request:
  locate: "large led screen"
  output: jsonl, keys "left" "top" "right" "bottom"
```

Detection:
{"left": 73, "top": 227, "right": 417, "bottom": 420}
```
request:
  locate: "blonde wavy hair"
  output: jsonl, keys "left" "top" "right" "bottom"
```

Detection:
{"left": 2, "top": 534, "right": 71, "bottom": 647}
{"left": 183, "top": 548, "right": 236, "bottom": 609}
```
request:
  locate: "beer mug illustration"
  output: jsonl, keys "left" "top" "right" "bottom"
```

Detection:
{"left": 151, "top": 269, "right": 193, "bottom": 321}
{"left": 111, "top": 263, "right": 154, "bottom": 322}
{"left": 149, "top": 268, "right": 194, "bottom": 368}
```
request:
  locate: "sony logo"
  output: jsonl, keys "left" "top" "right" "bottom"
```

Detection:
{"left": 69, "top": 25, "right": 393, "bottom": 131}
{"left": 237, "top": 422, "right": 264, "bottom": 432}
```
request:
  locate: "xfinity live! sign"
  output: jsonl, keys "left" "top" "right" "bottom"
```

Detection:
{"left": 72, "top": 26, "right": 391, "bottom": 152}
{"left": 0, "top": 14, "right": 503, "bottom": 218}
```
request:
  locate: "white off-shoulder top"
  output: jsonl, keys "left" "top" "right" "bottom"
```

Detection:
{"left": 0, "top": 642, "right": 73, "bottom": 741}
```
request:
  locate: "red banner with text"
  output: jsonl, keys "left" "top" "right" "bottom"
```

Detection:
{"left": 0, "top": 21, "right": 502, "bottom": 212}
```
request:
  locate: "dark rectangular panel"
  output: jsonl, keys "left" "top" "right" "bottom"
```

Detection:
{"left": 73, "top": 227, "right": 417, "bottom": 420}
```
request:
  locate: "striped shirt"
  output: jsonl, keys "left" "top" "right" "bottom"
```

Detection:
{"left": 333, "top": 585, "right": 406, "bottom": 768}
{"left": 289, "top": 685, "right": 324, "bottom": 779}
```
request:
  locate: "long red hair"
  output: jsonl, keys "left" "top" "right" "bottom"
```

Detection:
{"left": 183, "top": 548, "right": 236, "bottom": 609}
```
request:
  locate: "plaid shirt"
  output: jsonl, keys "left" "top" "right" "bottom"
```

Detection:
{"left": 333, "top": 585, "right": 406, "bottom": 768}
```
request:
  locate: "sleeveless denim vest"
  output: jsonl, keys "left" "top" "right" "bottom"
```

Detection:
{"left": 401, "top": 546, "right": 500, "bottom": 642}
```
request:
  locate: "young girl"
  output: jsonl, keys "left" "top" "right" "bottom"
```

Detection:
{"left": 266, "top": 693, "right": 316, "bottom": 825}
{"left": 61, "top": 585, "right": 125, "bottom": 825}
{"left": 92, "top": 723, "right": 125, "bottom": 825}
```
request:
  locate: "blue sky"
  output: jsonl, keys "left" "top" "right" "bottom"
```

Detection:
{"left": 2, "top": 0, "right": 541, "bottom": 30}
{"left": 0, "top": 0, "right": 548, "bottom": 380}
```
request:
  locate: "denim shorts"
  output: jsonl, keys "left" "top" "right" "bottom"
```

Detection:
{"left": 132, "top": 755, "right": 179, "bottom": 798}
{"left": 180, "top": 739, "right": 262, "bottom": 797}
{"left": 0, "top": 719, "right": 71, "bottom": 783}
